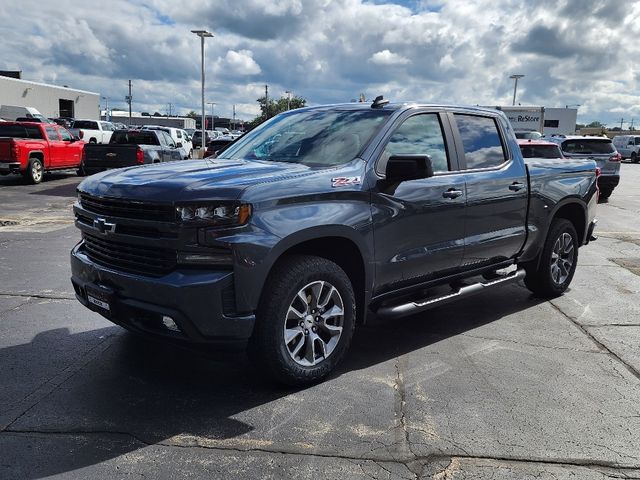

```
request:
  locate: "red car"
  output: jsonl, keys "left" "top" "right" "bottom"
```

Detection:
{"left": 517, "top": 138, "right": 564, "bottom": 159}
{"left": 0, "top": 121, "right": 85, "bottom": 184}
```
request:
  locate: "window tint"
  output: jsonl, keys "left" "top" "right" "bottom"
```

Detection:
{"left": 635, "top": 137, "right": 640, "bottom": 146}
{"left": 110, "top": 131, "right": 160, "bottom": 145}
{"left": 383, "top": 114, "right": 449, "bottom": 172}
{"left": 561, "top": 139, "right": 614, "bottom": 154}
{"left": 0, "top": 125, "right": 42, "bottom": 139}
{"left": 454, "top": 114, "right": 507, "bottom": 169}
{"left": 519, "top": 144, "right": 562, "bottom": 159}
{"left": 177, "top": 130, "right": 182, "bottom": 139}
{"left": 59, "top": 128, "right": 73, "bottom": 141}
{"left": 72, "top": 121, "right": 98, "bottom": 129}
{"left": 45, "top": 126, "right": 59, "bottom": 140}
{"left": 164, "top": 132, "right": 175, "bottom": 146}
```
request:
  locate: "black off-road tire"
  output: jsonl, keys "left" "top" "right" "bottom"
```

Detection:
{"left": 24, "top": 157, "right": 44, "bottom": 184}
{"left": 599, "top": 188, "right": 613, "bottom": 200}
{"left": 249, "top": 254, "right": 356, "bottom": 386}
{"left": 524, "top": 219, "right": 578, "bottom": 298}
{"left": 631, "top": 152, "right": 638, "bottom": 163}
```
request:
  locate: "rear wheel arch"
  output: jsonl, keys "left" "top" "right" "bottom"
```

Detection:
{"left": 553, "top": 201, "right": 587, "bottom": 246}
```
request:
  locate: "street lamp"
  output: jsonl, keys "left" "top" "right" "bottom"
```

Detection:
{"left": 509, "top": 74, "right": 525, "bottom": 106}
{"left": 102, "top": 96, "right": 110, "bottom": 122}
{"left": 285, "top": 90, "right": 292, "bottom": 110}
{"left": 191, "top": 29, "right": 213, "bottom": 150}
{"left": 207, "top": 102, "right": 216, "bottom": 131}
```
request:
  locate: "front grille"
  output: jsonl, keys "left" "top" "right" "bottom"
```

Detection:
{"left": 79, "top": 193, "right": 175, "bottom": 222}
{"left": 83, "top": 232, "right": 177, "bottom": 276}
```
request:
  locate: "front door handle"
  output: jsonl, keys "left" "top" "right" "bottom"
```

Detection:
{"left": 442, "top": 188, "right": 464, "bottom": 199}
{"left": 509, "top": 182, "right": 526, "bottom": 191}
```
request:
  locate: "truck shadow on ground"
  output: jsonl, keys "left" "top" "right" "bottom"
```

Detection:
{"left": 2, "top": 283, "right": 548, "bottom": 478}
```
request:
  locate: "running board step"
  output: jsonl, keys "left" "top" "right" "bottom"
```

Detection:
{"left": 376, "top": 268, "right": 526, "bottom": 318}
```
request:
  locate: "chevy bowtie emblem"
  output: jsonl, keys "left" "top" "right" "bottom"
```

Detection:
{"left": 93, "top": 217, "right": 116, "bottom": 234}
{"left": 106, "top": 153, "right": 117, "bottom": 158}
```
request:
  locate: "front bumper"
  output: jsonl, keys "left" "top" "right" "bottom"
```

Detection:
{"left": 70, "top": 242, "right": 255, "bottom": 348}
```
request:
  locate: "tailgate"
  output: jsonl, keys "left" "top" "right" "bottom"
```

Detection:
{"left": 0, "top": 139, "right": 14, "bottom": 162}
{"left": 84, "top": 145, "right": 139, "bottom": 169}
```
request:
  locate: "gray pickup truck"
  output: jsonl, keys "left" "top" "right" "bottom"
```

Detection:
{"left": 81, "top": 129, "right": 184, "bottom": 175}
{"left": 71, "top": 99, "right": 598, "bottom": 385}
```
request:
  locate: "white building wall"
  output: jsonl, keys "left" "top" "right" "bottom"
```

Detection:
{"left": 491, "top": 106, "right": 578, "bottom": 135}
{"left": 0, "top": 76, "right": 99, "bottom": 120}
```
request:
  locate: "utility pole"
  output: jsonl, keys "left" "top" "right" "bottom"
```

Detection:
{"left": 630, "top": 118, "right": 635, "bottom": 131}
{"left": 509, "top": 74, "right": 524, "bottom": 106}
{"left": 620, "top": 118, "right": 625, "bottom": 130}
{"left": 232, "top": 104, "right": 236, "bottom": 130}
{"left": 285, "top": 90, "right": 292, "bottom": 110}
{"left": 207, "top": 102, "right": 215, "bottom": 130}
{"left": 265, "top": 84, "right": 269, "bottom": 117}
{"left": 126, "top": 80, "right": 132, "bottom": 125}
{"left": 167, "top": 103, "right": 173, "bottom": 117}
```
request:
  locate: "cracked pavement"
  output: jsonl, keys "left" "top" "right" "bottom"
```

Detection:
{"left": 1, "top": 166, "right": 640, "bottom": 479}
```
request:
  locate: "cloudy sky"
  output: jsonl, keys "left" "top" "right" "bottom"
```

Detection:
{"left": 1, "top": 0, "right": 639, "bottom": 126}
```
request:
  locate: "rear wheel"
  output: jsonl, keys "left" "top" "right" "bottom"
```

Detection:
{"left": 24, "top": 158, "right": 44, "bottom": 184}
{"left": 631, "top": 152, "right": 638, "bottom": 164}
{"left": 250, "top": 255, "right": 356, "bottom": 386}
{"left": 524, "top": 219, "right": 578, "bottom": 298}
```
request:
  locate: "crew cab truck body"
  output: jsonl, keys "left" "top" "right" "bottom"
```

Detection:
{"left": 71, "top": 102, "right": 598, "bottom": 385}
{"left": 70, "top": 120, "right": 116, "bottom": 144}
{"left": 82, "top": 129, "right": 185, "bottom": 175}
{"left": 0, "top": 121, "right": 84, "bottom": 183}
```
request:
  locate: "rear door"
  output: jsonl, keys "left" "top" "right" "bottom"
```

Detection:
{"left": 450, "top": 112, "right": 528, "bottom": 268}
{"left": 371, "top": 110, "right": 466, "bottom": 293}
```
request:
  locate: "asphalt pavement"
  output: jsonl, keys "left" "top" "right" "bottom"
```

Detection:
{"left": 1, "top": 165, "right": 639, "bottom": 479}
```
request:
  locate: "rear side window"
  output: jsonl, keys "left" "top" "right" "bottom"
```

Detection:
{"left": 454, "top": 114, "right": 507, "bottom": 169}
{"left": 45, "top": 126, "right": 59, "bottom": 140}
{"left": 561, "top": 139, "right": 614, "bottom": 154}
{"left": 383, "top": 113, "right": 449, "bottom": 172}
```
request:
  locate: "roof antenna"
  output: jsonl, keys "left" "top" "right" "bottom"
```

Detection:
{"left": 371, "top": 95, "right": 389, "bottom": 108}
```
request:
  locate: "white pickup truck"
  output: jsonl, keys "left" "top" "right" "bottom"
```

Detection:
{"left": 69, "top": 120, "right": 116, "bottom": 144}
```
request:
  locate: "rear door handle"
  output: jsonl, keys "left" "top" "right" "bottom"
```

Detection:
{"left": 442, "top": 188, "right": 464, "bottom": 199}
{"left": 509, "top": 182, "right": 526, "bottom": 191}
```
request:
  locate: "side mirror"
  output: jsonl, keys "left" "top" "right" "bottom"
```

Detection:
{"left": 176, "top": 142, "right": 183, "bottom": 148}
{"left": 385, "top": 154, "right": 434, "bottom": 182}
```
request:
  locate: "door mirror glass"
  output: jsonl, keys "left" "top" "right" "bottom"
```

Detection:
{"left": 176, "top": 142, "right": 183, "bottom": 148}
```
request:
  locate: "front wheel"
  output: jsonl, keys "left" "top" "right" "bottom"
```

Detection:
{"left": 250, "top": 255, "right": 356, "bottom": 386}
{"left": 524, "top": 219, "right": 578, "bottom": 298}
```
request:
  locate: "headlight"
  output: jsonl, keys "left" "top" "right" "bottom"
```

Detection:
{"left": 175, "top": 203, "right": 251, "bottom": 226}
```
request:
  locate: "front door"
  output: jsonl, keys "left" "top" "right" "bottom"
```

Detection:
{"left": 44, "top": 125, "right": 63, "bottom": 167}
{"left": 371, "top": 111, "right": 466, "bottom": 294}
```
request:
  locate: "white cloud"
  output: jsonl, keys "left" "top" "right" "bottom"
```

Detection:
{"left": 223, "top": 50, "right": 262, "bottom": 75}
{"left": 0, "top": 0, "right": 639, "bottom": 126}
{"left": 369, "top": 50, "right": 409, "bottom": 66}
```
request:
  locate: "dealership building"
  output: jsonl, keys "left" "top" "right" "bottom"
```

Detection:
{"left": 0, "top": 73, "right": 99, "bottom": 120}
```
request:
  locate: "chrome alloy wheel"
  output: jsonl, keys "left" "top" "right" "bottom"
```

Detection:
{"left": 550, "top": 232, "right": 574, "bottom": 285}
{"left": 31, "top": 161, "right": 43, "bottom": 183}
{"left": 283, "top": 280, "right": 344, "bottom": 367}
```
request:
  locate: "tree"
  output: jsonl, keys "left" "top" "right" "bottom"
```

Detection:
{"left": 586, "top": 121, "right": 603, "bottom": 128}
{"left": 186, "top": 110, "right": 199, "bottom": 119}
{"left": 246, "top": 94, "right": 307, "bottom": 130}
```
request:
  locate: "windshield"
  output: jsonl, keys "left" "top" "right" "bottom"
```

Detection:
{"left": 561, "top": 139, "right": 615, "bottom": 155}
{"left": 515, "top": 131, "right": 543, "bottom": 140}
{"left": 220, "top": 108, "right": 392, "bottom": 167}
{"left": 519, "top": 144, "right": 562, "bottom": 159}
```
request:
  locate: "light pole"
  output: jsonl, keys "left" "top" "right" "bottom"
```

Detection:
{"left": 509, "top": 74, "right": 524, "bottom": 106}
{"left": 207, "top": 102, "right": 216, "bottom": 132}
{"left": 101, "top": 96, "right": 109, "bottom": 122}
{"left": 191, "top": 29, "right": 213, "bottom": 150}
{"left": 285, "top": 90, "right": 292, "bottom": 110}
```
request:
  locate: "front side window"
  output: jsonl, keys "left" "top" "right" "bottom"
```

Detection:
{"left": 635, "top": 137, "right": 640, "bottom": 146}
{"left": 382, "top": 113, "right": 449, "bottom": 172}
{"left": 59, "top": 128, "right": 73, "bottom": 141}
{"left": 454, "top": 114, "right": 507, "bottom": 169}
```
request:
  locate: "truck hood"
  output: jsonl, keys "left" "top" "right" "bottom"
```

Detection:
{"left": 78, "top": 158, "right": 313, "bottom": 202}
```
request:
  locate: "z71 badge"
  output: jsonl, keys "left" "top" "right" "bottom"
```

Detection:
{"left": 331, "top": 176, "right": 361, "bottom": 188}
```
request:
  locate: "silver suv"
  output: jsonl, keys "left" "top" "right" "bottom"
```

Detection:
{"left": 545, "top": 135, "right": 621, "bottom": 199}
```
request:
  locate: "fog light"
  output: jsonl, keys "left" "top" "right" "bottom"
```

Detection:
{"left": 161, "top": 315, "right": 180, "bottom": 332}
